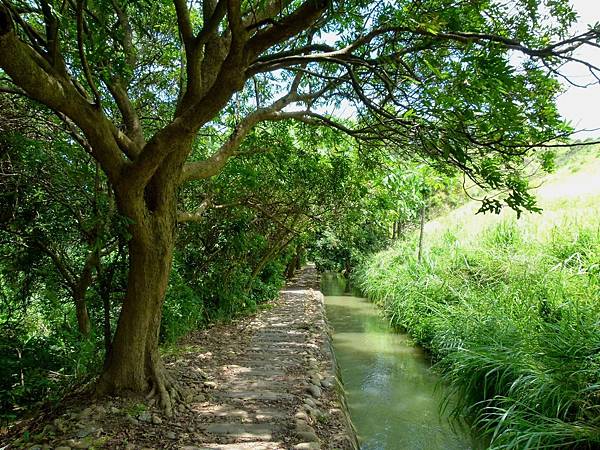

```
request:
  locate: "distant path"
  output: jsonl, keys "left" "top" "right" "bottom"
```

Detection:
{"left": 5, "top": 265, "right": 357, "bottom": 449}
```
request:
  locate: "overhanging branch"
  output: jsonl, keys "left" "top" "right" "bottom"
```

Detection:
{"left": 0, "top": 7, "right": 127, "bottom": 183}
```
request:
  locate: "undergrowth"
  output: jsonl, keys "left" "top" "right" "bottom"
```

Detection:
{"left": 355, "top": 217, "right": 600, "bottom": 449}
{"left": 0, "top": 254, "right": 286, "bottom": 423}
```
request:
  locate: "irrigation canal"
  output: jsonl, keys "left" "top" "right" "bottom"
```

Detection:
{"left": 322, "top": 272, "right": 479, "bottom": 450}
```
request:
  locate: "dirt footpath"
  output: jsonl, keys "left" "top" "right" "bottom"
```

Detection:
{"left": 6, "top": 265, "right": 358, "bottom": 450}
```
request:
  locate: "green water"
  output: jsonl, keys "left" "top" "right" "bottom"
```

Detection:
{"left": 322, "top": 273, "right": 477, "bottom": 450}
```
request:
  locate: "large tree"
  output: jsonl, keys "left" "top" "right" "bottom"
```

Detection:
{"left": 0, "top": 0, "right": 598, "bottom": 413}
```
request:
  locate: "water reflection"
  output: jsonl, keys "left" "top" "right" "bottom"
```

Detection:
{"left": 322, "top": 273, "right": 477, "bottom": 450}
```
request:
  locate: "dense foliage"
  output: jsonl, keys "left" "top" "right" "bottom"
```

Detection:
{"left": 0, "top": 100, "right": 394, "bottom": 421}
{"left": 355, "top": 153, "right": 600, "bottom": 448}
{"left": 309, "top": 163, "right": 463, "bottom": 272}
{"left": 1, "top": 0, "right": 599, "bottom": 426}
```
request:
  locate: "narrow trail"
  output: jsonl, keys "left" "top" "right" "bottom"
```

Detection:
{"left": 6, "top": 266, "right": 356, "bottom": 449}
{"left": 170, "top": 264, "right": 349, "bottom": 449}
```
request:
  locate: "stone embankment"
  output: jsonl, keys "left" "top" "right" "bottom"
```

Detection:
{"left": 6, "top": 265, "right": 358, "bottom": 449}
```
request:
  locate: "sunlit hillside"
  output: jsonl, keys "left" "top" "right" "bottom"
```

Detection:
{"left": 426, "top": 144, "right": 600, "bottom": 244}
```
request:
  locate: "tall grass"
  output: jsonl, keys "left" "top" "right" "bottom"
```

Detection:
{"left": 355, "top": 215, "right": 600, "bottom": 449}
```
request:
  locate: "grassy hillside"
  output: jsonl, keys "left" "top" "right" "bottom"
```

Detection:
{"left": 427, "top": 144, "right": 600, "bottom": 243}
{"left": 355, "top": 145, "right": 600, "bottom": 449}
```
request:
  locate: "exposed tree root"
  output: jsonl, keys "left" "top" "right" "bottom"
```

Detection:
{"left": 96, "top": 358, "right": 190, "bottom": 417}
{"left": 146, "top": 356, "right": 187, "bottom": 417}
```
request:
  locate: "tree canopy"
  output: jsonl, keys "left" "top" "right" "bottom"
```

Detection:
{"left": 1, "top": 0, "right": 599, "bottom": 415}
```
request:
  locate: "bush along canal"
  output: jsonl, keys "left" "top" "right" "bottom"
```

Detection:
{"left": 322, "top": 273, "right": 479, "bottom": 450}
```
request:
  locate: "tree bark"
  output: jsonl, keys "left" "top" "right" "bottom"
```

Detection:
{"left": 73, "top": 295, "right": 91, "bottom": 337}
{"left": 99, "top": 252, "right": 119, "bottom": 355}
{"left": 96, "top": 191, "right": 180, "bottom": 415}
{"left": 286, "top": 249, "right": 299, "bottom": 279}
{"left": 101, "top": 280, "right": 112, "bottom": 355}
{"left": 72, "top": 252, "right": 99, "bottom": 336}
{"left": 295, "top": 246, "right": 304, "bottom": 270}
{"left": 397, "top": 221, "right": 405, "bottom": 240}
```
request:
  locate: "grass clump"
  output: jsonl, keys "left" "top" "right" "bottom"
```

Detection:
{"left": 355, "top": 216, "right": 600, "bottom": 449}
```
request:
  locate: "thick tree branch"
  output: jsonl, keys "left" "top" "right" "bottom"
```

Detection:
{"left": 227, "top": 0, "right": 244, "bottom": 40}
{"left": 178, "top": 112, "right": 275, "bottom": 183}
{"left": 110, "top": 0, "right": 135, "bottom": 69}
{"left": 39, "top": 0, "right": 60, "bottom": 68}
{"left": 174, "top": 0, "right": 230, "bottom": 117}
{"left": 179, "top": 86, "right": 304, "bottom": 183}
{"left": 245, "top": 0, "right": 327, "bottom": 59}
{"left": 0, "top": 8, "right": 126, "bottom": 183}
{"left": 242, "top": 0, "right": 294, "bottom": 30}
{"left": 196, "top": 0, "right": 227, "bottom": 45}
{"left": 76, "top": 0, "right": 101, "bottom": 106}
{"left": 173, "top": 0, "right": 194, "bottom": 46}
{"left": 175, "top": 0, "right": 326, "bottom": 133}
{"left": 177, "top": 197, "right": 211, "bottom": 223}
{"left": 175, "top": 0, "right": 325, "bottom": 138}
{"left": 104, "top": 79, "right": 145, "bottom": 151}
{"left": 0, "top": 85, "right": 25, "bottom": 95}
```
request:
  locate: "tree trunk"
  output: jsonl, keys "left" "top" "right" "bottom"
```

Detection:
{"left": 286, "top": 249, "right": 299, "bottom": 279}
{"left": 247, "top": 233, "right": 294, "bottom": 291}
{"left": 96, "top": 206, "right": 179, "bottom": 414}
{"left": 101, "top": 283, "right": 112, "bottom": 355}
{"left": 295, "top": 246, "right": 304, "bottom": 270}
{"left": 73, "top": 295, "right": 91, "bottom": 336}
{"left": 99, "top": 253, "right": 118, "bottom": 355}
{"left": 72, "top": 252, "right": 98, "bottom": 336}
